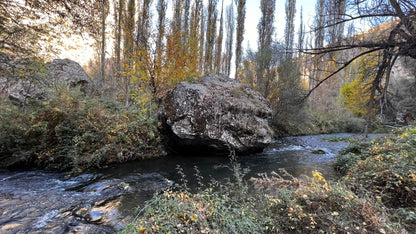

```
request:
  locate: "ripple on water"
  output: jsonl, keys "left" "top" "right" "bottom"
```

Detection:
{"left": 34, "top": 210, "right": 59, "bottom": 229}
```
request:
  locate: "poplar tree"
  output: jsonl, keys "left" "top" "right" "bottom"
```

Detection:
{"left": 123, "top": 0, "right": 135, "bottom": 106}
{"left": 199, "top": 6, "right": 206, "bottom": 73}
{"left": 204, "top": 0, "right": 218, "bottom": 74}
{"left": 257, "top": 0, "right": 276, "bottom": 98}
{"left": 214, "top": 0, "right": 224, "bottom": 74}
{"left": 224, "top": 4, "right": 235, "bottom": 77}
{"left": 284, "top": 0, "right": 296, "bottom": 59}
{"left": 190, "top": 0, "right": 204, "bottom": 73}
{"left": 182, "top": 0, "right": 191, "bottom": 45}
{"left": 235, "top": 0, "right": 246, "bottom": 79}
{"left": 156, "top": 0, "right": 167, "bottom": 62}
{"left": 314, "top": 0, "right": 325, "bottom": 49}
{"left": 136, "top": 0, "right": 152, "bottom": 50}
{"left": 114, "top": 0, "right": 124, "bottom": 83}
{"left": 325, "top": 0, "right": 346, "bottom": 45}
{"left": 297, "top": 6, "right": 305, "bottom": 53}
{"left": 100, "top": 0, "right": 107, "bottom": 96}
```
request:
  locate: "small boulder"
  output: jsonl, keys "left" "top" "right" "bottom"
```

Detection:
{"left": 161, "top": 74, "right": 274, "bottom": 155}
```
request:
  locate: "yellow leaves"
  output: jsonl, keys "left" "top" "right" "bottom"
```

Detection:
{"left": 398, "top": 132, "right": 410, "bottom": 140}
{"left": 312, "top": 170, "right": 330, "bottom": 191}
{"left": 332, "top": 211, "right": 339, "bottom": 216}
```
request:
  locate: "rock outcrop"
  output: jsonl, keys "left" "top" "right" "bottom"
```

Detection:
{"left": 0, "top": 58, "right": 92, "bottom": 103}
{"left": 161, "top": 74, "right": 274, "bottom": 155}
{"left": 46, "top": 58, "right": 92, "bottom": 92}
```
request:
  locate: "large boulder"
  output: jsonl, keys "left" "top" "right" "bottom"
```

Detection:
{"left": 161, "top": 74, "right": 274, "bottom": 155}
{"left": 0, "top": 58, "right": 92, "bottom": 103}
{"left": 46, "top": 58, "right": 92, "bottom": 92}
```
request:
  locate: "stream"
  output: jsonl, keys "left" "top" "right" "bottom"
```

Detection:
{"left": 0, "top": 133, "right": 377, "bottom": 233}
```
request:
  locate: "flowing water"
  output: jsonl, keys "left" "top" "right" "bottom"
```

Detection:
{"left": 0, "top": 133, "right": 376, "bottom": 233}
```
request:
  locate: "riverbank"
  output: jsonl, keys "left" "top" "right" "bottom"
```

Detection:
{"left": 121, "top": 127, "right": 415, "bottom": 233}
{"left": 0, "top": 133, "right": 371, "bottom": 233}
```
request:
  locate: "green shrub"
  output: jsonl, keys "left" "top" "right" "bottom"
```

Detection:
{"left": 0, "top": 87, "right": 163, "bottom": 173}
{"left": 335, "top": 127, "right": 416, "bottom": 230}
{"left": 334, "top": 142, "right": 370, "bottom": 176}
{"left": 346, "top": 127, "right": 416, "bottom": 208}
{"left": 122, "top": 166, "right": 401, "bottom": 233}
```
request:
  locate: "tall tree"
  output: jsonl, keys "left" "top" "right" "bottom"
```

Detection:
{"left": 257, "top": 0, "right": 276, "bottom": 98}
{"left": 182, "top": 0, "right": 191, "bottom": 45}
{"left": 297, "top": 6, "right": 305, "bottom": 53}
{"left": 199, "top": 5, "right": 206, "bottom": 72}
{"left": 204, "top": 0, "right": 218, "bottom": 73}
{"left": 123, "top": 0, "right": 135, "bottom": 106}
{"left": 314, "top": 0, "right": 325, "bottom": 49}
{"left": 136, "top": 0, "right": 152, "bottom": 50}
{"left": 224, "top": 4, "right": 235, "bottom": 77}
{"left": 304, "top": 0, "right": 416, "bottom": 134}
{"left": 0, "top": 0, "right": 99, "bottom": 58}
{"left": 156, "top": 0, "right": 167, "bottom": 62}
{"left": 99, "top": 0, "right": 108, "bottom": 97}
{"left": 284, "top": 0, "right": 296, "bottom": 58}
{"left": 235, "top": 0, "right": 246, "bottom": 79}
{"left": 325, "top": 0, "right": 346, "bottom": 45}
{"left": 214, "top": 0, "right": 225, "bottom": 74}
{"left": 114, "top": 0, "right": 124, "bottom": 83}
{"left": 190, "top": 0, "right": 204, "bottom": 73}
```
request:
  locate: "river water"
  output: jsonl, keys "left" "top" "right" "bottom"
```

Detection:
{"left": 0, "top": 133, "right": 374, "bottom": 233}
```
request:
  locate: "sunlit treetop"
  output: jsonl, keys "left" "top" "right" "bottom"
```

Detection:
{"left": 0, "top": 0, "right": 101, "bottom": 59}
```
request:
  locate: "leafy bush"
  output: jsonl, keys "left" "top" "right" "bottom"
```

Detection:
{"left": 122, "top": 165, "right": 401, "bottom": 233}
{"left": 0, "top": 87, "right": 163, "bottom": 173}
{"left": 310, "top": 110, "right": 366, "bottom": 134}
{"left": 335, "top": 126, "right": 416, "bottom": 230}
{"left": 334, "top": 142, "right": 370, "bottom": 175}
{"left": 346, "top": 127, "right": 416, "bottom": 208}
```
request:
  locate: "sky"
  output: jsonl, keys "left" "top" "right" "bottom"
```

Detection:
{"left": 58, "top": 0, "right": 317, "bottom": 68}
{"left": 244, "top": 0, "right": 316, "bottom": 50}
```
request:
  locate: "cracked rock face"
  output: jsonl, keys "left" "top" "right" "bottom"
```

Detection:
{"left": 162, "top": 74, "right": 274, "bottom": 155}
